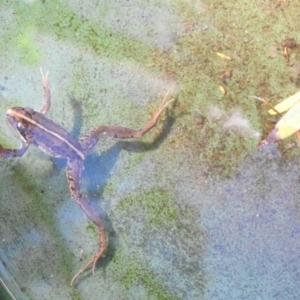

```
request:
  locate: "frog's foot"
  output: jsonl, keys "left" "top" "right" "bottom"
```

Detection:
{"left": 156, "top": 88, "right": 174, "bottom": 117}
{"left": 135, "top": 88, "right": 174, "bottom": 137}
{"left": 147, "top": 89, "right": 174, "bottom": 125}
{"left": 39, "top": 67, "right": 51, "bottom": 114}
{"left": 70, "top": 227, "right": 107, "bottom": 286}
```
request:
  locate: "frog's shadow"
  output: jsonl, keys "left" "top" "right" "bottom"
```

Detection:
{"left": 54, "top": 96, "right": 175, "bottom": 282}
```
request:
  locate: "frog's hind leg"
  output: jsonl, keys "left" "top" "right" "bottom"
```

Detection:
{"left": 78, "top": 90, "right": 173, "bottom": 155}
{"left": 66, "top": 157, "right": 107, "bottom": 286}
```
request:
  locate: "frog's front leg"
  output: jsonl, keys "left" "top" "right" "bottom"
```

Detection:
{"left": 79, "top": 91, "right": 173, "bottom": 154}
{"left": 66, "top": 157, "right": 107, "bottom": 286}
{"left": 39, "top": 68, "right": 51, "bottom": 115}
{"left": 0, "top": 142, "right": 29, "bottom": 158}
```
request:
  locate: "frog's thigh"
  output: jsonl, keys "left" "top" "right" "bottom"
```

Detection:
{"left": 66, "top": 157, "right": 83, "bottom": 195}
{"left": 66, "top": 157, "right": 101, "bottom": 226}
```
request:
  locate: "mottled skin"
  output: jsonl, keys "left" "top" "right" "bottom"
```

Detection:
{"left": 0, "top": 70, "right": 173, "bottom": 285}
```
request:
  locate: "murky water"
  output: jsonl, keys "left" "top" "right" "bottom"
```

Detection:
{"left": 0, "top": 1, "right": 300, "bottom": 299}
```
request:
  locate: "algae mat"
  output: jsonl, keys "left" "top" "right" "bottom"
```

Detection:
{"left": 0, "top": 1, "right": 300, "bottom": 299}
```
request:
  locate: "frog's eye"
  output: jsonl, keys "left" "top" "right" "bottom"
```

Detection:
{"left": 17, "top": 121, "right": 26, "bottom": 130}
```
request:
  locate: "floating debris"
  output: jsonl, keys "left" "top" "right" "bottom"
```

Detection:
{"left": 257, "top": 91, "right": 300, "bottom": 146}
{"left": 216, "top": 52, "right": 232, "bottom": 60}
{"left": 219, "top": 85, "right": 226, "bottom": 95}
{"left": 208, "top": 105, "right": 259, "bottom": 138}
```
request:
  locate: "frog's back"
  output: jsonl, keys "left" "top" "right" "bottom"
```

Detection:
{"left": 29, "top": 110, "right": 84, "bottom": 160}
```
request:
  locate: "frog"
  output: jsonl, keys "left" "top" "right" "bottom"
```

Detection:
{"left": 0, "top": 69, "right": 174, "bottom": 285}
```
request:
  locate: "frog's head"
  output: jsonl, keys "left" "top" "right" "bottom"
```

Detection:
{"left": 6, "top": 107, "right": 35, "bottom": 141}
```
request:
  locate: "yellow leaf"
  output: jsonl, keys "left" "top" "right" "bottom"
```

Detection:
{"left": 216, "top": 52, "right": 232, "bottom": 60}
{"left": 275, "top": 102, "right": 300, "bottom": 139}
{"left": 219, "top": 85, "right": 226, "bottom": 95}
{"left": 268, "top": 90, "right": 300, "bottom": 115}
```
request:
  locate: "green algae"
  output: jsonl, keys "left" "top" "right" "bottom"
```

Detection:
{"left": 0, "top": 158, "right": 86, "bottom": 299}
{"left": 3, "top": 163, "right": 74, "bottom": 283}
{"left": 2, "top": 0, "right": 300, "bottom": 298}
{"left": 86, "top": 223, "right": 97, "bottom": 236}
{"left": 147, "top": 1, "right": 300, "bottom": 177}
{"left": 119, "top": 188, "right": 179, "bottom": 228}
{"left": 1, "top": 1, "right": 152, "bottom": 66}
{"left": 110, "top": 249, "right": 180, "bottom": 300}
{"left": 111, "top": 187, "right": 207, "bottom": 298}
{"left": 15, "top": 30, "right": 43, "bottom": 65}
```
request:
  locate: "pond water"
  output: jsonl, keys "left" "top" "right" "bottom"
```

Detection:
{"left": 0, "top": 1, "right": 300, "bottom": 299}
